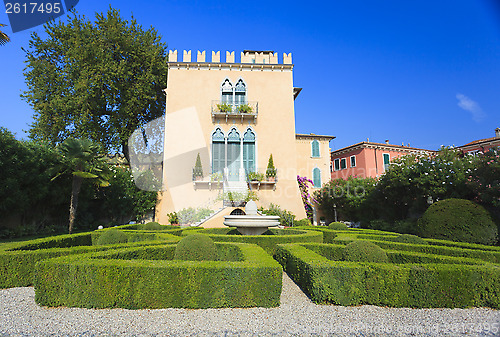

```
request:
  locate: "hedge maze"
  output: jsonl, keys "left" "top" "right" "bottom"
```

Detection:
{"left": 275, "top": 229, "right": 500, "bottom": 308}
{"left": 1, "top": 225, "right": 499, "bottom": 309}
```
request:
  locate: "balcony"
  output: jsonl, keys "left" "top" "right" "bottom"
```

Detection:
{"left": 211, "top": 101, "right": 258, "bottom": 123}
{"left": 192, "top": 169, "right": 223, "bottom": 190}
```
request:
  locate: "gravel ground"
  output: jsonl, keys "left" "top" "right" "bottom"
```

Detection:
{"left": 0, "top": 274, "right": 498, "bottom": 337}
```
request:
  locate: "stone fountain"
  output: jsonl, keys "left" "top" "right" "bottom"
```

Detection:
{"left": 223, "top": 200, "right": 280, "bottom": 235}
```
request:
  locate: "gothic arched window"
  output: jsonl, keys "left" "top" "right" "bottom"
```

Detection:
{"left": 212, "top": 128, "right": 225, "bottom": 175}
{"left": 243, "top": 128, "right": 255, "bottom": 174}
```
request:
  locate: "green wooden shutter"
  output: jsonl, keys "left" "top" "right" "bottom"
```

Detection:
{"left": 313, "top": 168, "right": 321, "bottom": 187}
{"left": 312, "top": 140, "right": 320, "bottom": 157}
{"left": 243, "top": 129, "right": 255, "bottom": 174}
{"left": 383, "top": 153, "right": 390, "bottom": 171}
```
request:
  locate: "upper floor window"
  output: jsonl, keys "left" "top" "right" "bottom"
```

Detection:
{"left": 311, "top": 140, "right": 320, "bottom": 157}
{"left": 383, "top": 153, "right": 390, "bottom": 171}
{"left": 350, "top": 155, "right": 356, "bottom": 167}
{"left": 221, "top": 79, "right": 233, "bottom": 105}
{"left": 234, "top": 79, "right": 246, "bottom": 106}
{"left": 313, "top": 168, "right": 321, "bottom": 188}
{"left": 334, "top": 158, "right": 340, "bottom": 171}
{"left": 221, "top": 78, "right": 247, "bottom": 107}
{"left": 340, "top": 158, "right": 347, "bottom": 170}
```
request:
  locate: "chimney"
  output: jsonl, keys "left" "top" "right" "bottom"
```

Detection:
{"left": 385, "top": 139, "right": 389, "bottom": 144}
{"left": 496, "top": 128, "right": 500, "bottom": 138}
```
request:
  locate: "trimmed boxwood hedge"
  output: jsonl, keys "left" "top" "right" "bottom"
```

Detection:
{"left": 91, "top": 229, "right": 182, "bottom": 245}
{"left": 301, "top": 243, "right": 489, "bottom": 266}
{"left": 332, "top": 234, "right": 500, "bottom": 264}
{"left": 276, "top": 243, "right": 500, "bottom": 308}
{"left": 290, "top": 226, "right": 398, "bottom": 244}
{"left": 0, "top": 232, "right": 180, "bottom": 288}
{"left": 34, "top": 242, "right": 282, "bottom": 309}
{"left": 189, "top": 228, "right": 323, "bottom": 255}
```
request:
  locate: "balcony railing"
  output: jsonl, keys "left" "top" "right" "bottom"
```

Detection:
{"left": 211, "top": 100, "right": 258, "bottom": 122}
{"left": 192, "top": 167, "right": 277, "bottom": 191}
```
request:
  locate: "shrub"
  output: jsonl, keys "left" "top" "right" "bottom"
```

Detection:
{"left": 294, "top": 219, "right": 311, "bottom": 226}
{"left": 177, "top": 207, "right": 212, "bottom": 224}
{"left": 342, "top": 240, "right": 388, "bottom": 263}
{"left": 174, "top": 234, "right": 218, "bottom": 261}
{"left": 394, "top": 234, "right": 427, "bottom": 245}
{"left": 95, "top": 229, "right": 128, "bottom": 245}
{"left": 258, "top": 203, "right": 295, "bottom": 227}
{"left": 328, "top": 222, "right": 348, "bottom": 230}
{"left": 417, "top": 198, "right": 498, "bottom": 245}
{"left": 167, "top": 212, "right": 179, "bottom": 224}
{"left": 143, "top": 222, "right": 162, "bottom": 230}
{"left": 366, "top": 219, "right": 392, "bottom": 232}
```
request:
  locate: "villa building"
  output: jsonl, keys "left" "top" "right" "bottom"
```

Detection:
{"left": 331, "top": 140, "right": 435, "bottom": 180}
{"left": 156, "top": 50, "right": 333, "bottom": 225}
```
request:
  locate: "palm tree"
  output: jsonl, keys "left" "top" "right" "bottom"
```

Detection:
{"left": 52, "top": 138, "right": 111, "bottom": 234}
{"left": 0, "top": 24, "right": 10, "bottom": 46}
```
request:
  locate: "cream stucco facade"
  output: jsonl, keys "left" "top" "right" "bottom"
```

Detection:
{"left": 156, "top": 50, "right": 333, "bottom": 226}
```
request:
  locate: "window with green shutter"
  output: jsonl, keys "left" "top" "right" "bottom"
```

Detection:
{"left": 211, "top": 128, "right": 225, "bottom": 175}
{"left": 227, "top": 129, "right": 241, "bottom": 181}
{"left": 383, "top": 153, "right": 390, "bottom": 171}
{"left": 243, "top": 129, "right": 255, "bottom": 174}
{"left": 311, "top": 140, "right": 320, "bottom": 157}
{"left": 313, "top": 168, "right": 321, "bottom": 188}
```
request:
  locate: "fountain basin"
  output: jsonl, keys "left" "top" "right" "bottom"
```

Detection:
{"left": 224, "top": 215, "right": 280, "bottom": 235}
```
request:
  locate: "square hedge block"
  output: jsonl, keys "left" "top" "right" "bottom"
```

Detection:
{"left": 34, "top": 242, "right": 282, "bottom": 309}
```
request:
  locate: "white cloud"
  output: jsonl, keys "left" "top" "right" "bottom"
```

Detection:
{"left": 456, "top": 93, "right": 485, "bottom": 122}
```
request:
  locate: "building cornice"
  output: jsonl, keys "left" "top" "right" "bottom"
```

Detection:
{"left": 296, "top": 134, "right": 335, "bottom": 141}
{"left": 167, "top": 62, "right": 293, "bottom": 72}
{"left": 331, "top": 141, "right": 435, "bottom": 158}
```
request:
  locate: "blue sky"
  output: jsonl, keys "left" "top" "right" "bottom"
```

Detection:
{"left": 1, "top": 0, "right": 499, "bottom": 151}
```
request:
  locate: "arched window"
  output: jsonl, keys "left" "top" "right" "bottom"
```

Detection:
{"left": 221, "top": 79, "right": 233, "bottom": 105}
{"left": 234, "top": 79, "right": 246, "bottom": 106}
{"left": 243, "top": 128, "right": 255, "bottom": 174}
{"left": 313, "top": 168, "right": 321, "bottom": 188}
{"left": 227, "top": 129, "right": 241, "bottom": 181}
{"left": 211, "top": 128, "right": 225, "bottom": 175}
{"left": 311, "top": 140, "right": 320, "bottom": 158}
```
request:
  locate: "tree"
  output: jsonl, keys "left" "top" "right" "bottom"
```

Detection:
{"left": 22, "top": 7, "right": 168, "bottom": 160}
{"left": 53, "top": 138, "right": 111, "bottom": 234}
{"left": 315, "top": 176, "right": 377, "bottom": 223}
{"left": 0, "top": 24, "right": 10, "bottom": 45}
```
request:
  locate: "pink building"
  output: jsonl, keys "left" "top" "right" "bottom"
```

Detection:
{"left": 331, "top": 140, "right": 435, "bottom": 179}
{"left": 457, "top": 128, "right": 500, "bottom": 154}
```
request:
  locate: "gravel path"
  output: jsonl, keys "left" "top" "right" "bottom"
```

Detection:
{"left": 0, "top": 274, "right": 498, "bottom": 337}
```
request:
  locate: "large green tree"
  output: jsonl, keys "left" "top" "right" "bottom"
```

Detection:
{"left": 22, "top": 7, "right": 168, "bottom": 160}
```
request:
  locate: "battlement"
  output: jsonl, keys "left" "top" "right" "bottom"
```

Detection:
{"left": 168, "top": 50, "right": 292, "bottom": 65}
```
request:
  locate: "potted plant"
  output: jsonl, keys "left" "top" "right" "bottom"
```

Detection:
{"left": 247, "top": 171, "right": 264, "bottom": 182}
{"left": 266, "top": 154, "right": 277, "bottom": 182}
{"left": 193, "top": 153, "right": 203, "bottom": 181}
{"left": 237, "top": 104, "right": 252, "bottom": 113}
{"left": 217, "top": 103, "right": 232, "bottom": 113}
